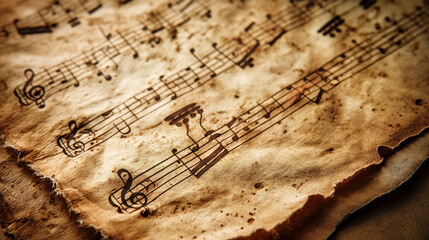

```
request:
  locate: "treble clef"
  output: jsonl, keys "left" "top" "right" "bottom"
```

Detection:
{"left": 13, "top": 69, "right": 46, "bottom": 108}
{"left": 57, "top": 120, "right": 93, "bottom": 157}
{"left": 109, "top": 169, "right": 153, "bottom": 213}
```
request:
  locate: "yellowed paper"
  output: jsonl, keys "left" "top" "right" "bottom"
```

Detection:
{"left": 0, "top": 0, "right": 428, "bottom": 239}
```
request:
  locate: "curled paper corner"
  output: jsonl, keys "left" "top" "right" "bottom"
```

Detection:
{"left": 234, "top": 126, "right": 429, "bottom": 240}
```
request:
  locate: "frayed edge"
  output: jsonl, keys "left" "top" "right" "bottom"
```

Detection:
{"left": 233, "top": 126, "right": 429, "bottom": 240}
{"left": 0, "top": 139, "right": 108, "bottom": 239}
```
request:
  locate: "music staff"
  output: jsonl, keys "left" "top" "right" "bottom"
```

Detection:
{"left": 2, "top": 0, "right": 104, "bottom": 40}
{"left": 56, "top": 0, "right": 339, "bottom": 157}
{"left": 316, "top": 0, "right": 377, "bottom": 38}
{"left": 13, "top": 0, "right": 216, "bottom": 108}
{"left": 318, "top": 16, "right": 345, "bottom": 37}
{"left": 108, "top": 5, "right": 429, "bottom": 214}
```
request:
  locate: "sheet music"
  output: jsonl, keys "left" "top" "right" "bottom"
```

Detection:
{"left": 0, "top": 0, "right": 428, "bottom": 239}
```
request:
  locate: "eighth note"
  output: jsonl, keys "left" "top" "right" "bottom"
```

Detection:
{"left": 318, "top": 16, "right": 345, "bottom": 37}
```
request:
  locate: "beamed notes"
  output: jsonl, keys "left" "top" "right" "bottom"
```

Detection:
{"left": 108, "top": 5, "right": 429, "bottom": 214}
{"left": 56, "top": 0, "right": 344, "bottom": 157}
{"left": 2, "top": 0, "right": 429, "bottom": 239}
{"left": 13, "top": 0, "right": 215, "bottom": 108}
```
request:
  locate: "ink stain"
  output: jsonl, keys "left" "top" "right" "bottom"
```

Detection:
{"left": 415, "top": 99, "right": 423, "bottom": 105}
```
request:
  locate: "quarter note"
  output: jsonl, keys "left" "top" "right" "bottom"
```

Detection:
{"left": 226, "top": 118, "right": 239, "bottom": 142}
{"left": 257, "top": 102, "right": 271, "bottom": 118}
{"left": 190, "top": 48, "right": 217, "bottom": 78}
{"left": 117, "top": 30, "right": 139, "bottom": 59}
{"left": 147, "top": 87, "right": 161, "bottom": 101}
{"left": 159, "top": 75, "right": 177, "bottom": 100}
{"left": 266, "top": 14, "right": 287, "bottom": 46}
{"left": 185, "top": 67, "right": 201, "bottom": 82}
{"left": 83, "top": 52, "right": 112, "bottom": 81}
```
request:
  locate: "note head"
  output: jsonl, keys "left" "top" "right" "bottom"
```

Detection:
{"left": 210, "top": 73, "right": 217, "bottom": 78}
{"left": 133, "top": 53, "right": 139, "bottom": 59}
{"left": 204, "top": 10, "right": 212, "bottom": 18}
{"left": 232, "top": 136, "right": 239, "bottom": 142}
{"left": 191, "top": 146, "right": 199, "bottom": 152}
{"left": 205, "top": 130, "right": 214, "bottom": 137}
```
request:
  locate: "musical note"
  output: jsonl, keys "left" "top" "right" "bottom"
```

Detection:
{"left": 54, "top": 0, "right": 81, "bottom": 27}
{"left": 106, "top": 5, "right": 429, "bottom": 213}
{"left": 1, "top": 0, "right": 107, "bottom": 40}
{"left": 12, "top": 0, "right": 217, "bottom": 107}
{"left": 226, "top": 118, "right": 239, "bottom": 142}
{"left": 79, "top": 0, "right": 102, "bottom": 14}
{"left": 57, "top": 121, "right": 95, "bottom": 157}
{"left": 266, "top": 14, "right": 287, "bottom": 46}
{"left": 192, "top": 145, "right": 229, "bottom": 178}
{"left": 117, "top": 31, "right": 139, "bottom": 59}
{"left": 57, "top": 0, "right": 340, "bottom": 157}
{"left": 147, "top": 87, "right": 161, "bottom": 101}
{"left": 317, "top": 16, "right": 345, "bottom": 37}
{"left": 159, "top": 75, "right": 178, "bottom": 100}
{"left": 359, "top": 0, "right": 377, "bottom": 10}
{"left": 13, "top": 69, "right": 46, "bottom": 108}
{"left": 165, "top": 103, "right": 202, "bottom": 151}
{"left": 13, "top": 18, "right": 52, "bottom": 36}
{"left": 99, "top": 29, "right": 121, "bottom": 68}
{"left": 83, "top": 52, "right": 112, "bottom": 81}
{"left": 113, "top": 118, "right": 132, "bottom": 135}
{"left": 190, "top": 48, "right": 217, "bottom": 78}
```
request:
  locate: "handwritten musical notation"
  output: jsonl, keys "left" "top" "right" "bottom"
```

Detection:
{"left": 1, "top": 0, "right": 109, "bottom": 40}
{"left": 108, "top": 5, "right": 429, "bottom": 215}
{"left": 317, "top": 0, "right": 377, "bottom": 38}
{"left": 55, "top": 0, "right": 343, "bottom": 157}
{"left": 13, "top": 0, "right": 213, "bottom": 108}
{"left": 318, "top": 15, "right": 345, "bottom": 37}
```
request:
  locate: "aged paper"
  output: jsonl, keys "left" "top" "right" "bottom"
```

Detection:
{"left": 0, "top": 0, "right": 428, "bottom": 239}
